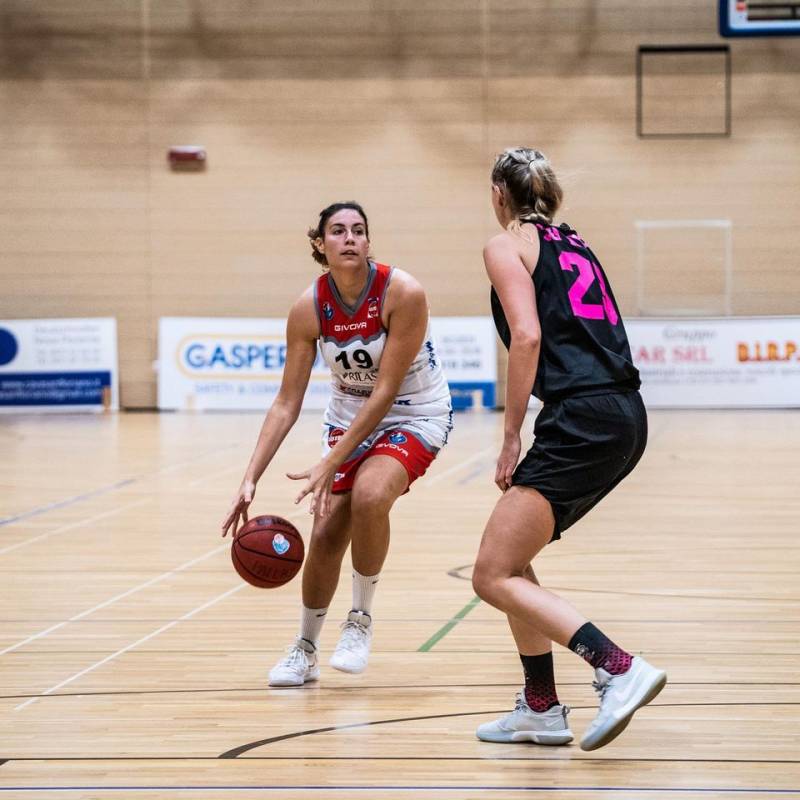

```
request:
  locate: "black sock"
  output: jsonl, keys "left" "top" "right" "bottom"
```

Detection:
{"left": 519, "top": 652, "right": 559, "bottom": 712}
{"left": 568, "top": 622, "right": 633, "bottom": 675}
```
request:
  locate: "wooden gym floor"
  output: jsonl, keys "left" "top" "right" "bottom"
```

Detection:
{"left": 0, "top": 408, "right": 798, "bottom": 799}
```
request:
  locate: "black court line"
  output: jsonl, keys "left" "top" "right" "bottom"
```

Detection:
{"left": 3, "top": 682, "right": 799, "bottom": 702}
{"left": 8, "top": 648, "right": 800, "bottom": 656}
{"left": 4, "top": 756, "right": 800, "bottom": 765}
{"left": 446, "top": 565, "right": 800, "bottom": 602}
{"left": 2, "top": 784, "right": 798, "bottom": 794}
{"left": 218, "top": 702, "right": 800, "bottom": 759}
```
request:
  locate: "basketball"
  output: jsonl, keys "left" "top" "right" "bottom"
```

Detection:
{"left": 231, "top": 515, "right": 304, "bottom": 588}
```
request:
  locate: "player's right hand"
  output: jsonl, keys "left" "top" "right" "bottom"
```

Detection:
{"left": 221, "top": 479, "right": 256, "bottom": 538}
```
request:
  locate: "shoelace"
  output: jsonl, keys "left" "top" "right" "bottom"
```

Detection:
{"left": 592, "top": 678, "right": 611, "bottom": 704}
{"left": 282, "top": 644, "right": 309, "bottom": 670}
{"left": 513, "top": 692, "right": 571, "bottom": 719}
{"left": 337, "top": 621, "right": 369, "bottom": 653}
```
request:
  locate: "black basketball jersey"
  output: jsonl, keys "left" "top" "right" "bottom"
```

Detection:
{"left": 491, "top": 220, "right": 640, "bottom": 402}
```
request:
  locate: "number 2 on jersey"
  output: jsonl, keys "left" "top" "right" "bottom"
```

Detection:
{"left": 558, "top": 251, "right": 619, "bottom": 325}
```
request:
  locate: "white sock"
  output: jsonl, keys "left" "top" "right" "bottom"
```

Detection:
{"left": 299, "top": 605, "right": 328, "bottom": 648}
{"left": 352, "top": 569, "right": 380, "bottom": 616}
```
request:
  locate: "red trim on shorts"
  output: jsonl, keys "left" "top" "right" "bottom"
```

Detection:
{"left": 331, "top": 429, "right": 437, "bottom": 494}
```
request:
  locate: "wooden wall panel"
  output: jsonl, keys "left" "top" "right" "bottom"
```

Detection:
{"left": 0, "top": 1, "right": 798, "bottom": 406}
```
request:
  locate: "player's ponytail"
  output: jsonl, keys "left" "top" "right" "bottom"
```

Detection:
{"left": 491, "top": 148, "right": 563, "bottom": 227}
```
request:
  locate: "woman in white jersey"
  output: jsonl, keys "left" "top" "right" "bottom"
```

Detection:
{"left": 221, "top": 201, "right": 452, "bottom": 686}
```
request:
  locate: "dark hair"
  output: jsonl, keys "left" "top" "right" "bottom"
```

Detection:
{"left": 491, "top": 148, "right": 563, "bottom": 224}
{"left": 307, "top": 202, "right": 370, "bottom": 267}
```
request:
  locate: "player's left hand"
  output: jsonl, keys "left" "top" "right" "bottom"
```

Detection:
{"left": 288, "top": 458, "right": 337, "bottom": 517}
{"left": 495, "top": 433, "right": 521, "bottom": 492}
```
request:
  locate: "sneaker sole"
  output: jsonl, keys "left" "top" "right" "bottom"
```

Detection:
{"left": 580, "top": 669, "right": 667, "bottom": 751}
{"left": 477, "top": 729, "right": 574, "bottom": 745}
{"left": 329, "top": 658, "right": 367, "bottom": 674}
{"left": 268, "top": 669, "right": 321, "bottom": 687}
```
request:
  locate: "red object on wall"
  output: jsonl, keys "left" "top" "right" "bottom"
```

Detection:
{"left": 168, "top": 146, "right": 207, "bottom": 169}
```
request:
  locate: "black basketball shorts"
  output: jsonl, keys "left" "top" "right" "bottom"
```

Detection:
{"left": 511, "top": 390, "right": 648, "bottom": 541}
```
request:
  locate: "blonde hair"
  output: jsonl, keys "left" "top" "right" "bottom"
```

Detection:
{"left": 491, "top": 148, "right": 563, "bottom": 231}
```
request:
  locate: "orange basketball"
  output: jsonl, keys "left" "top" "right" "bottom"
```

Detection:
{"left": 231, "top": 515, "right": 304, "bottom": 588}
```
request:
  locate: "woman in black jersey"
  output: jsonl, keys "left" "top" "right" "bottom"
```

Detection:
{"left": 471, "top": 148, "right": 666, "bottom": 751}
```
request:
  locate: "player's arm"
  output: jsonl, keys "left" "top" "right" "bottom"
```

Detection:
{"left": 221, "top": 289, "right": 319, "bottom": 536}
{"left": 325, "top": 270, "right": 428, "bottom": 470}
{"left": 484, "top": 233, "right": 541, "bottom": 490}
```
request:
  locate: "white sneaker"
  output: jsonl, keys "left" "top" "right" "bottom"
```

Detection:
{"left": 580, "top": 656, "right": 667, "bottom": 751}
{"left": 268, "top": 637, "right": 320, "bottom": 687}
{"left": 476, "top": 693, "right": 573, "bottom": 745}
{"left": 329, "top": 610, "right": 372, "bottom": 674}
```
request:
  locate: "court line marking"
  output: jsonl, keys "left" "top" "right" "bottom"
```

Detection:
{"left": 218, "top": 702, "right": 798, "bottom": 759}
{"left": 0, "top": 498, "right": 151, "bottom": 558}
{"left": 0, "top": 479, "right": 136, "bottom": 528}
{"left": 13, "top": 584, "right": 245, "bottom": 712}
{"left": 8, "top": 505, "right": 311, "bottom": 706}
{"left": 0, "top": 504, "right": 310, "bottom": 658}
{"left": 445, "top": 566, "right": 800, "bottom": 602}
{"left": 4, "top": 680, "right": 797, "bottom": 701}
{"left": 0, "top": 542, "right": 229, "bottom": 656}
{"left": 0, "top": 443, "right": 242, "bottom": 532}
{"left": 417, "top": 595, "right": 481, "bottom": 652}
{"left": 1, "top": 785, "right": 796, "bottom": 794}
{"left": 423, "top": 445, "right": 495, "bottom": 486}
{"left": 3, "top": 756, "right": 800, "bottom": 764}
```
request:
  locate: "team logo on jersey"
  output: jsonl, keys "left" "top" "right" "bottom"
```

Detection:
{"left": 388, "top": 431, "right": 407, "bottom": 445}
{"left": 328, "top": 426, "right": 346, "bottom": 447}
{"left": 272, "top": 533, "right": 290, "bottom": 555}
{"left": 322, "top": 302, "right": 334, "bottom": 320}
{"left": 367, "top": 297, "right": 379, "bottom": 319}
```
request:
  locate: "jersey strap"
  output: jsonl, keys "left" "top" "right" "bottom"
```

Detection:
{"left": 314, "top": 261, "right": 393, "bottom": 346}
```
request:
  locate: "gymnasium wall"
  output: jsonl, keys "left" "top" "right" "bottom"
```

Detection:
{"left": 1, "top": 1, "right": 798, "bottom": 407}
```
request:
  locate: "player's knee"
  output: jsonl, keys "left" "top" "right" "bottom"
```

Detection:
{"left": 471, "top": 557, "right": 498, "bottom": 602}
{"left": 350, "top": 482, "right": 394, "bottom": 518}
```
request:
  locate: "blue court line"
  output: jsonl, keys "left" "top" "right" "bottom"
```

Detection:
{"left": 0, "top": 787, "right": 797, "bottom": 794}
{"left": 457, "top": 461, "right": 487, "bottom": 486}
{"left": 0, "top": 479, "right": 137, "bottom": 528}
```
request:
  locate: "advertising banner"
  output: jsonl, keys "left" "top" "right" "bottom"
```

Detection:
{"left": 157, "top": 318, "right": 330, "bottom": 411}
{"left": 158, "top": 316, "right": 498, "bottom": 411}
{"left": 429, "top": 317, "right": 497, "bottom": 410}
{"left": 0, "top": 318, "right": 118, "bottom": 412}
{"left": 626, "top": 317, "right": 800, "bottom": 408}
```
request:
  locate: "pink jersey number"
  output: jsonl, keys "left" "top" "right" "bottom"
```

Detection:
{"left": 558, "top": 251, "right": 619, "bottom": 325}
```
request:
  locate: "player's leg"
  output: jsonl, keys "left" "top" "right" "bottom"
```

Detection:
{"left": 472, "top": 484, "right": 665, "bottom": 750}
{"left": 329, "top": 454, "right": 409, "bottom": 673}
{"left": 473, "top": 489, "right": 576, "bottom": 743}
{"left": 269, "top": 492, "right": 352, "bottom": 686}
{"left": 507, "top": 567, "right": 565, "bottom": 718}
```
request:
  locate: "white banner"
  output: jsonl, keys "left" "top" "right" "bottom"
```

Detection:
{"left": 429, "top": 317, "right": 497, "bottom": 410}
{"left": 157, "top": 318, "right": 330, "bottom": 411}
{"left": 626, "top": 317, "right": 800, "bottom": 408}
{"left": 157, "top": 316, "right": 498, "bottom": 411}
{"left": 0, "top": 318, "right": 118, "bottom": 412}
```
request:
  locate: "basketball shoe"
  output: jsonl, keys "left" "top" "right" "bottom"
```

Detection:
{"left": 476, "top": 694, "right": 573, "bottom": 745}
{"left": 580, "top": 656, "right": 667, "bottom": 751}
{"left": 329, "top": 610, "right": 372, "bottom": 673}
{"left": 268, "top": 637, "right": 320, "bottom": 687}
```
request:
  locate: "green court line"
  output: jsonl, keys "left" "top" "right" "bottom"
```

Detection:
{"left": 417, "top": 595, "right": 482, "bottom": 652}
